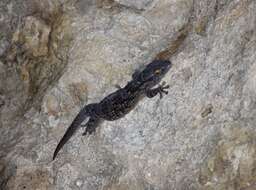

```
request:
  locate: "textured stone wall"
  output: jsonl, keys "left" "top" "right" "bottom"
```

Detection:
{"left": 0, "top": 0, "right": 255, "bottom": 189}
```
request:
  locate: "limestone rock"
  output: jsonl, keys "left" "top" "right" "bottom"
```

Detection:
{"left": 6, "top": 167, "right": 54, "bottom": 190}
{"left": 199, "top": 124, "right": 256, "bottom": 190}
{"left": 114, "top": 0, "right": 153, "bottom": 10}
{"left": 13, "top": 16, "right": 51, "bottom": 57}
{"left": 0, "top": 0, "right": 256, "bottom": 190}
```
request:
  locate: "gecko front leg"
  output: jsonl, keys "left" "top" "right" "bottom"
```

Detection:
{"left": 146, "top": 81, "right": 170, "bottom": 99}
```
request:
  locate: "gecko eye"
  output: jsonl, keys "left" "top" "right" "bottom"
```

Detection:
{"left": 154, "top": 69, "right": 161, "bottom": 74}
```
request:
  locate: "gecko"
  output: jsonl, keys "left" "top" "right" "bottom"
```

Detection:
{"left": 53, "top": 59, "right": 172, "bottom": 160}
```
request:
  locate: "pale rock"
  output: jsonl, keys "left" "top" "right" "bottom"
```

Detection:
{"left": 1, "top": 0, "right": 256, "bottom": 190}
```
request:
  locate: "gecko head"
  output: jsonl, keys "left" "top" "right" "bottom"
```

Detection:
{"left": 138, "top": 59, "right": 172, "bottom": 87}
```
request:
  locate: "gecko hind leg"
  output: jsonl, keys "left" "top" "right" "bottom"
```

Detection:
{"left": 82, "top": 117, "right": 102, "bottom": 136}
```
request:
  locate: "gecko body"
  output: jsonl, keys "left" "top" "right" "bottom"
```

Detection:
{"left": 53, "top": 59, "right": 171, "bottom": 160}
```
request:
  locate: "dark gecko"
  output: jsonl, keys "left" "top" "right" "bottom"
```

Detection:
{"left": 53, "top": 59, "right": 172, "bottom": 160}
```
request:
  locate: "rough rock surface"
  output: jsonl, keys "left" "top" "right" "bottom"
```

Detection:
{"left": 0, "top": 0, "right": 256, "bottom": 189}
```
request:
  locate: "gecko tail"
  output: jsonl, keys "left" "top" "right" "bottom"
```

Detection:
{"left": 52, "top": 104, "right": 95, "bottom": 160}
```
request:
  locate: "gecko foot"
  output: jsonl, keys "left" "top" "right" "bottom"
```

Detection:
{"left": 82, "top": 126, "right": 96, "bottom": 136}
{"left": 158, "top": 81, "right": 169, "bottom": 99}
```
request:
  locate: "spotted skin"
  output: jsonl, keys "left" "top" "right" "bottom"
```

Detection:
{"left": 53, "top": 59, "right": 172, "bottom": 160}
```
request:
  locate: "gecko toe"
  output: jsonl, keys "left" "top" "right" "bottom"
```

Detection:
{"left": 161, "top": 81, "right": 166, "bottom": 85}
{"left": 83, "top": 126, "right": 96, "bottom": 136}
{"left": 159, "top": 92, "right": 163, "bottom": 99}
{"left": 163, "top": 84, "right": 170, "bottom": 89}
{"left": 162, "top": 90, "right": 168, "bottom": 94}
